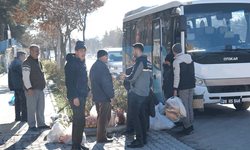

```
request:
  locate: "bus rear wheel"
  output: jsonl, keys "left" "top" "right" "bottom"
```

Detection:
{"left": 233, "top": 102, "right": 250, "bottom": 110}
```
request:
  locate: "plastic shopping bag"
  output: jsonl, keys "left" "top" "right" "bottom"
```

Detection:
{"left": 47, "top": 122, "right": 66, "bottom": 143}
{"left": 165, "top": 96, "right": 186, "bottom": 122}
{"left": 149, "top": 104, "right": 175, "bottom": 130}
{"left": 8, "top": 92, "right": 15, "bottom": 106}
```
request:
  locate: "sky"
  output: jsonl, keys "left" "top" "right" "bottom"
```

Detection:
{"left": 72, "top": 0, "right": 169, "bottom": 40}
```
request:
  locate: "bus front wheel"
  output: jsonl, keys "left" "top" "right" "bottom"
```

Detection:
{"left": 233, "top": 102, "right": 250, "bottom": 110}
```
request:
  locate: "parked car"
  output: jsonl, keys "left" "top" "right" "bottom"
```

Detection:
{"left": 105, "top": 48, "right": 122, "bottom": 79}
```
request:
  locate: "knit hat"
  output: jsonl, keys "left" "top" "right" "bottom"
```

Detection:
{"left": 97, "top": 50, "right": 108, "bottom": 58}
{"left": 172, "top": 43, "right": 182, "bottom": 53}
{"left": 75, "top": 41, "right": 86, "bottom": 51}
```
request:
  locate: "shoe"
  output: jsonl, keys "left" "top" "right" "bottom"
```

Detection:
{"left": 21, "top": 119, "right": 27, "bottom": 122}
{"left": 122, "top": 130, "right": 134, "bottom": 135}
{"left": 80, "top": 145, "right": 89, "bottom": 150}
{"left": 15, "top": 118, "right": 21, "bottom": 121}
{"left": 29, "top": 127, "right": 38, "bottom": 131}
{"left": 39, "top": 125, "right": 51, "bottom": 129}
{"left": 106, "top": 133, "right": 113, "bottom": 138}
{"left": 185, "top": 126, "right": 194, "bottom": 135}
{"left": 97, "top": 139, "right": 113, "bottom": 143}
{"left": 127, "top": 140, "right": 144, "bottom": 148}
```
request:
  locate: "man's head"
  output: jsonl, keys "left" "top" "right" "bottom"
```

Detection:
{"left": 17, "top": 51, "right": 26, "bottom": 61}
{"left": 75, "top": 41, "right": 87, "bottom": 61}
{"left": 97, "top": 50, "right": 108, "bottom": 63}
{"left": 131, "top": 56, "right": 136, "bottom": 65}
{"left": 29, "top": 44, "right": 40, "bottom": 59}
{"left": 132, "top": 43, "right": 144, "bottom": 58}
{"left": 172, "top": 43, "right": 182, "bottom": 56}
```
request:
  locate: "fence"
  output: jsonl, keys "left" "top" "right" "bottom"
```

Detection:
{"left": 0, "top": 40, "right": 8, "bottom": 53}
{"left": 0, "top": 39, "right": 22, "bottom": 53}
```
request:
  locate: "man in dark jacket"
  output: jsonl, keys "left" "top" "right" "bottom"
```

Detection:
{"left": 172, "top": 43, "right": 195, "bottom": 135}
{"left": 8, "top": 51, "right": 27, "bottom": 122}
{"left": 65, "top": 41, "right": 92, "bottom": 150}
{"left": 163, "top": 53, "right": 174, "bottom": 100}
{"left": 121, "top": 43, "right": 152, "bottom": 148}
{"left": 122, "top": 56, "right": 136, "bottom": 135}
{"left": 90, "top": 50, "right": 114, "bottom": 143}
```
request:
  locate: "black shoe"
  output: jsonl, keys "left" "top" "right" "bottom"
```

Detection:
{"left": 39, "top": 125, "right": 51, "bottom": 129}
{"left": 71, "top": 145, "right": 81, "bottom": 150}
{"left": 29, "top": 127, "right": 38, "bottom": 131}
{"left": 15, "top": 118, "right": 21, "bottom": 122}
{"left": 127, "top": 140, "right": 144, "bottom": 148}
{"left": 185, "top": 126, "right": 194, "bottom": 135}
{"left": 97, "top": 139, "right": 113, "bottom": 143}
{"left": 21, "top": 118, "right": 27, "bottom": 122}
{"left": 80, "top": 145, "right": 89, "bottom": 150}
{"left": 122, "top": 130, "right": 134, "bottom": 135}
{"left": 106, "top": 133, "right": 113, "bottom": 138}
{"left": 143, "top": 138, "right": 148, "bottom": 145}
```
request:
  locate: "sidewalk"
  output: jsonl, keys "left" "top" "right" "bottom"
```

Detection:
{"left": 0, "top": 73, "right": 195, "bottom": 150}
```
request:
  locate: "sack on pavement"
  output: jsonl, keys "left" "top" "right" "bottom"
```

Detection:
{"left": 165, "top": 96, "right": 187, "bottom": 122}
{"left": 149, "top": 104, "right": 175, "bottom": 130}
{"left": 47, "top": 122, "right": 66, "bottom": 143}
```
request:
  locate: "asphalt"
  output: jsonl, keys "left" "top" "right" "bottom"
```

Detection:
{"left": 0, "top": 73, "right": 195, "bottom": 150}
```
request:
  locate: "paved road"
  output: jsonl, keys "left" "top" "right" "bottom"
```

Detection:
{"left": 165, "top": 104, "right": 250, "bottom": 150}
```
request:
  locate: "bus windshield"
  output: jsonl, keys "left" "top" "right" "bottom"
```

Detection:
{"left": 185, "top": 3, "right": 250, "bottom": 58}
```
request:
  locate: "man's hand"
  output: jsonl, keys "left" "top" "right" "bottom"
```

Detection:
{"left": 88, "top": 92, "right": 93, "bottom": 99}
{"left": 173, "top": 90, "right": 178, "bottom": 97}
{"left": 28, "top": 89, "right": 34, "bottom": 97}
{"left": 110, "top": 98, "right": 115, "bottom": 105}
{"left": 120, "top": 74, "right": 126, "bottom": 80}
{"left": 163, "top": 61, "right": 171, "bottom": 66}
{"left": 73, "top": 98, "right": 80, "bottom": 107}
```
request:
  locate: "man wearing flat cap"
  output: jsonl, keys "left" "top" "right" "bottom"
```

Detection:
{"left": 65, "top": 41, "right": 92, "bottom": 150}
{"left": 90, "top": 50, "right": 115, "bottom": 143}
{"left": 172, "top": 43, "right": 195, "bottom": 135}
{"left": 8, "top": 51, "right": 27, "bottom": 122}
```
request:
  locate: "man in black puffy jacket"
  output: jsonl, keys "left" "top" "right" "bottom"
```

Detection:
{"left": 90, "top": 50, "right": 115, "bottom": 143}
{"left": 8, "top": 51, "right": 27, "bottom": 122}
{"left": 65, "top": 41, "right": 92, "bottom": 150}
{"left": 172, "top": 43, "right": 195, "bottom": 135}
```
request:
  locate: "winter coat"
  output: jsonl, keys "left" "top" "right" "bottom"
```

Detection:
{"left": 8, "top": 57, "right": 23, "bottom": 90}
{"left": 173, "top": 53, "right": 195, "bottom": 90}
{"left": 64, "top": 53, "right": 90, "bottom": 98}
{"left": 163, "top": 53, "right": 174, "bottom": 99}
{"left": 125, "top": 54, "right": 152, "bottom": 96}
{"left": 22, "top": 56, "right": 46, "bottom": 91}
{"left": 90, "top": 59, "right": 114, "bottom": 102}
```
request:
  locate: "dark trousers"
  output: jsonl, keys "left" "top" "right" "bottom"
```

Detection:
{"left": 129, "top": 92, "right": 147, "bottom": 143}
{"left": 139, "top": 99, "right": 147, "bottom": 141}
{"left": 95, "top": 102, "right": 111, "bottom": 141}
{"left": 69, "top": 97, "right": 86, "bottom": 146}
{"left": 15, "top": 90, "right": 27, "bottom": 121}
{"left": 126, "top": 91, "right": 134, "bottom": 131}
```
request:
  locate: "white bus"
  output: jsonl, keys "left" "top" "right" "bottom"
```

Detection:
{"left": 122, "top": 0, "right": 250, "bottom": 110}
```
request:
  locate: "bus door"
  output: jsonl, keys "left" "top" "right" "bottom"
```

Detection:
{"left": 152, "top": 19, "right": 164, "bottom": 103}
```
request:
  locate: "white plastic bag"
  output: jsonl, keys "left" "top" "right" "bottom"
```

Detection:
{"left": 165, "top": 96, "right": 186, "bottom": 122}
{"left": 149, "top": 104, "right": 175, "bottom": 130}
{"left": 90, "top": 105, "right": 98, "bottom": 118}
{"left": 47, "top": 122, "right": 66, "bottom": 143}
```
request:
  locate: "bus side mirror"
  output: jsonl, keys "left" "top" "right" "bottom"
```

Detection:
{"left": 179, "top": 15, "right": 187, "bottom": 32}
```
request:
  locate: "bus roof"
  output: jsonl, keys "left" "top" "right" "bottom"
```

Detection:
{"left": 123, "top": 0, "right": 250, "bottom": 22}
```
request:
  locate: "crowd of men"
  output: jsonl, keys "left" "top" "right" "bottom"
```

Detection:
{"left": 8, "top": 41, "right": 195, "bottom": 150}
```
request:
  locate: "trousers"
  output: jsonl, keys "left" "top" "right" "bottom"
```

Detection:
{"left": 15, "top": 90, "right": 27, "bottom": 121}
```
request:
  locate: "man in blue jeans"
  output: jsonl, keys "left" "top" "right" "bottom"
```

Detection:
{"left": 121, "top": 43, "right": 152, "bottom": 148}
{"left": 65, "top": 41, "right": 92, "bottom": 150}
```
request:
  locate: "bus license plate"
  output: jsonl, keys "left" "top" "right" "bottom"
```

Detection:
{"left": 220, "top": 99, "right": 241, "bottom": 104}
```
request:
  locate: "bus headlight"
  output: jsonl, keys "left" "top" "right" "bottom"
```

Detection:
{"left": 196, "top": 77, "right": 205, "bottom": 86}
